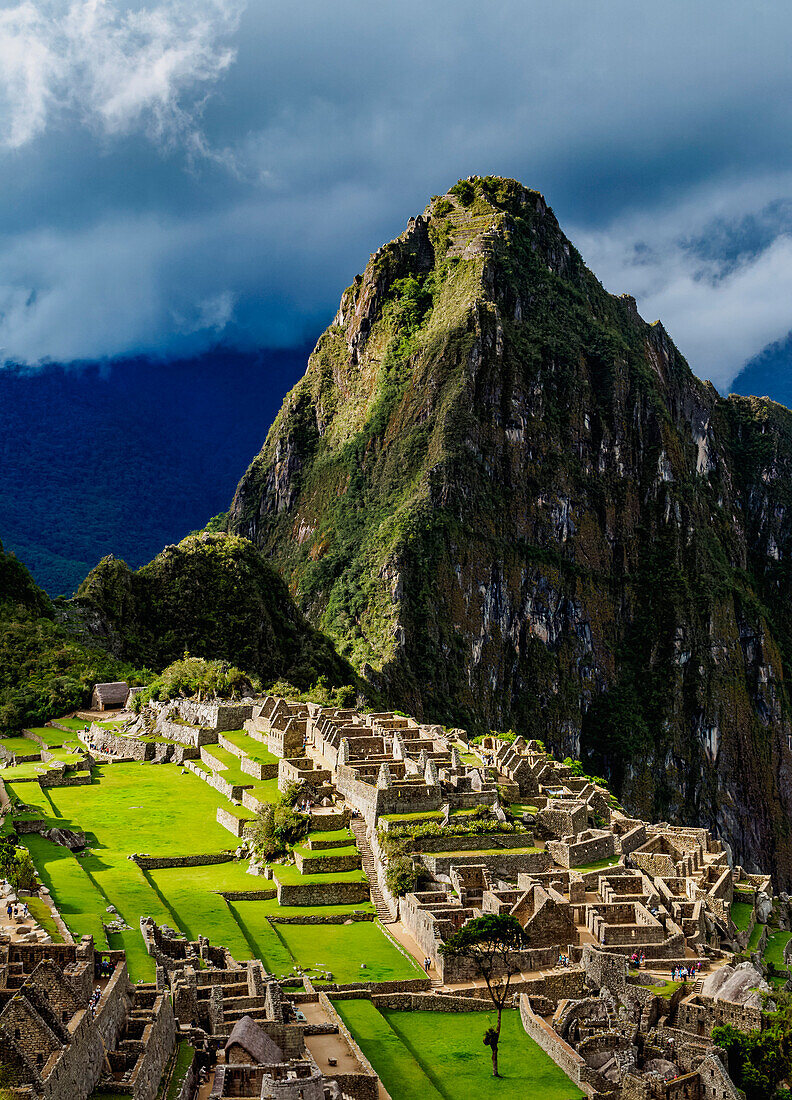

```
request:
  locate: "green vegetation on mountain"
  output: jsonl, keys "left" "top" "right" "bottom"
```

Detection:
{"left": 0, "top": 540, "right": 145, "bottom": 731}
{"left": 228, "top": 175, "right": 792, "bottom": 886}
{"left": 72, "top": 531, "right": 357, "bottom": 693}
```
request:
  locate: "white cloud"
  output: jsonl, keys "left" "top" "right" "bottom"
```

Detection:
{"left": 0, "top": 0, "right": 243, "bottom": 151}
{"left": 572, "top": 173, "right": 792, "bottom": 390}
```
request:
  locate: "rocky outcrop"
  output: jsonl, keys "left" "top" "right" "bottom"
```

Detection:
{"left": 228, "top": 176, "right": 792, "bottom": 886}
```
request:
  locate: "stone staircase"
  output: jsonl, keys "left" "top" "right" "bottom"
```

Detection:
{"left": 350, "top": 818, "right": 394, "bottom": 924}
{"left": 691, "top": 978, "right": 704, "bottom": 994}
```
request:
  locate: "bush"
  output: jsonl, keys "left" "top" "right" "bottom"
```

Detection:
{"left": 385, "top": 855, "right": 418, "bottom": 898}
{"left": 250, "top": 793, "right": 311, "bottom": 861}
{"left": 449, "top": 180, "right": 475, "bottom": 206}
{"left": 133, "top": 656, "right": 256, "bottom": 709}
{"left": 0, "top": 837, "right": 37, "bottom": 892}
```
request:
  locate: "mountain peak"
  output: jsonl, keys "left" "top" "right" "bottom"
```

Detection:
{"left": 228, "top": 177, "right": 792, "bottom": 885}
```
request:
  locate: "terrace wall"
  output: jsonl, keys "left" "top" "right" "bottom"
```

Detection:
{"left": 275, "top": 879, "right": 371, "bottom": 906}
{"left": 179, "top": 702, "right": 254, "bottom": 732}
{"left": 519, "top": 995, "right": 603, "bottom": 1098}
{"left": 130, "top": 994, "right": 176, "bottom": 1100}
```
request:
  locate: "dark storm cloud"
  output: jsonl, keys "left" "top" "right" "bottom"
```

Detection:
{"left": 2, "top": 0, "right": 792, "bottom": 386}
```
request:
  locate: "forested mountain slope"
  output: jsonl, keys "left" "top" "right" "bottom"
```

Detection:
{"left": 228, "top": 175, "right": 792, "bottom": 884}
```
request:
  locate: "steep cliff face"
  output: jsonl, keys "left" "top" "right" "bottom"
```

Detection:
{"left": 229, "top": 176, "right": 792, "bottom": 884}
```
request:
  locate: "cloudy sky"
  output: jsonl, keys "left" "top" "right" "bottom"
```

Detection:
{"left": 0, "top": 0, "right": 791, "bottom": 390}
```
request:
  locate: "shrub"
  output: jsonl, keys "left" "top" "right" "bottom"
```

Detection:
{"left": 0, "top": 837, "right": 37, "bottom": 891}
{"left": 385, "top": 855, "right": 418, "bottom": 897}
{"left": 250, "top": 793, "right": 311, "bottom": 861}
{"left": 449, "top": 180, "right": 475, "bottom": 206}
{"left": 133, "top": 656, "right": 256, "bottom": 709}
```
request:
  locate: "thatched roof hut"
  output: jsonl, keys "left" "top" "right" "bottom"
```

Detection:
{"left": 224, "top": 1015, "right": 284, "bottom": 1064}
{"left": 91, "top": 682, "right": 129, "bottom": 710}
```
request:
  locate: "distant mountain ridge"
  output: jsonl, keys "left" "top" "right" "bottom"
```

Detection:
{"left": 228, "top": 175, "right": 792, "bottom": 885}
{"left": 0, "top": 346, "right": 310, "bottom": 595}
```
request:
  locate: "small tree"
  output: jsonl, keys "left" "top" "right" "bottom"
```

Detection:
{"left": 384, "top": 855, "right": 418, "bottom": 898}
{"left": 439, "top": 914, "right": 527, "bottom": 1077}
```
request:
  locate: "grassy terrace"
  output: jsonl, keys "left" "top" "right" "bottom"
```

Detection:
{"left": 747, "top": 923, "right": 764, "bottom": 952}
{"left": 1, "top": 761, "right": 54, "bottom": 779}
{"left": 242, "top": 778, "right": 281, "bottom": 803}
{"left": 730, "top": 901, "right": 754, "bottom": 931}
{"left": 334, "top": 1002, "right": 585, "bottom": 1100}
{"left": 225, "top": 913, "right": 421, "bottom": 984}
{"left": 380, "top": 808, "right": 479, "bottom": 823}
{"left": 0, "top": 736, "right": 42, "bottom": 754}
{"left": 220, "top": 729, "right": 279, "bottom": 765}
{"left": 25, "top": 727, "right": 67, "bottom": 747}
{"left": 309, "top": 828, "right": 354, "bottom": 843}
{"left": 294, "top": 842, "right": 359, "bottom": 861}
{"left": 764, "top": 930, "right": 792, "bottom": 969}
{"left": 54, "top": 718, "right": 92, "bottom": 732}
{"left": 10, "top": 763, "right": 238, "bottom": 979}
{"left": 10, "top": 754, "right": 392, "bottom": 985}
{"left": 201, "top": 745, "right": 255, "bottom": 785}
{"left": 271, "top": 863, "right": 367, "bottom": 886}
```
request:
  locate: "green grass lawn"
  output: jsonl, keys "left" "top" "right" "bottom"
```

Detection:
{"left": 730, "top": 901, "right": 754, "bottom": 932}
{"left": 309, "top": 828, "right": 355, "bottom": 845}
{"left": 764, "top": 930, "right": 792, "bottom": 969}
{"left": 25, "top": 727, "right": 66, "bottom": 747}
{"left": 335, "top": 1002, "right": 585, "bottom": 1100}
{"left": 228, "top": 911, "right": 421, "bottom": 984}
{"left": 294, "top": 842, "right": 359, "bottom": 865}
{"left": 242, "top": 778, "right": 281, "bottom": 804}
{"left": 11, "top": 758, "right": 380, "bottom": 980}
{"left": 280, "top": 921, "right": 422, "bottom": 984}
{"left": 54, "top": 717, "right": 92, "bottom": 731}
{"left": 0, "top": 761, "right": 52, "bottom": 779}
{"left": 26, "top": 894, "right": 64, "bottom": 942}
{"left": 202, "top": 745, "right": 255, "bottom": 786}
{"left": 748, "top": 923, "right": 764, "bottom": 952}
{"left": 333, "top": 999, "right": 444, "bottom": 1100}
{"left": 20, "top": 834, "right": 108, "bottom": 947}
{"left": 147, "top": 861, "right": 268, "bottom": 961}
{"left": 272, "top": 863, "right": 367, "bottom": 885}
{"left": 220, "top": 730, "right": 279, "bottom": 765}
{"left": 14, "top": 763, "right": 238, "bottom": 980}
{"left": 0, "top": 736, "right": 41, "bottom": 755}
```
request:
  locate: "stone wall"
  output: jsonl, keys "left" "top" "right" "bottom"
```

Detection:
{"left": 371, "top": 992, "right": 492, "bottom": 1011}
{"left": 315, "top": 993, "right": 380, "bottom": 1100}
{"left": 179, "top": 702, "right": 254, "bottom": 732}
{"left": 130, "top": 994, "right": 176, "bottom": 1100}
{"left": 39, "top": 771, "right": 92, "bottom": 788}
{"left": 133, "top": 852, "right": 236, "bottom": 871}
{"left": 422, "top": 848, "right": 550, "bottom": 877}
{"left": 215, "top": 806, "right": 254, "bottom": 839}
{"left": 519, "top": 995, "right": 601, "bottom": 1098}
{"left": 158, "top": 719, "right": 217, "bottom": 748}
{"left": 275, "top": 878, "right": 371, "bottom": 906}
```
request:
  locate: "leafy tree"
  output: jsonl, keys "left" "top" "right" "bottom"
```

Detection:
{"left": 0, "top": 837, "right": 37, "bottom": 891}
{"left": 250, "top": 790, "right": 311, "bottom": 862}
{"left": 714, "top": 991, "right": 792, "bottom": 1100}
{"left": 384, "top": 855, "right": 418, "bottom": 898}
{"left": 439, "top": 914, "right": 528, "bottom": 1077}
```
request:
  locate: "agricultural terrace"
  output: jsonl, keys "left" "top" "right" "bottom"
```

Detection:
{"left": 5, "top": 742, "right": 419, "bottom": 985}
